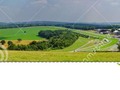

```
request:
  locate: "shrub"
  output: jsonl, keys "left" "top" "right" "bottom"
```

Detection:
{"left": 29, "top": 41, "right": 37, "bottom": 45}
{"left": 8, "top": 41, "right": 13, "bottom": 46}
{"left": 1, "top": 40, "right": 6, "bottom": 45}
{"left": 8, "top": 44, "right": 16, "bottom": 50}
{"left": 8, "top": 30, "right": 80, "bottom": 51}
{"left": 17, "top": 38, "right": 22, "bottom": 42}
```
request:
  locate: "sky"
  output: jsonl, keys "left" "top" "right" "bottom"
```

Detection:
{"left": 0, "top": 0, "right": 120, "bottom": 23}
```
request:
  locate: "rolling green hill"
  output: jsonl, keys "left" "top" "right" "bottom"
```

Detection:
{"left": 0, "top": 26, "right": 66, "bottom": 40}
{"left": 0, "top": 26, "right": 119, "bottom": 52}
{"left": 0, "top": 26, "right": 119, "bottom": 62}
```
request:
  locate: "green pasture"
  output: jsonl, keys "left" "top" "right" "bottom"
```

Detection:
{"left": 0, "top": 26, "right": 66, "bottom": 40}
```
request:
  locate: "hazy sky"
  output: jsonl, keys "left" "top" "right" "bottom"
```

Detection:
{"left": 0, "top": 0, "right": 120, "bottom": 22}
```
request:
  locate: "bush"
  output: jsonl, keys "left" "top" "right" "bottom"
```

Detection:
{"left": 39, "top": 30, "right": 80, "bottom": 49}
{"left": 8, "top": 41, "right": 13, "bottom": 46}
{"left": 8, "top": 30, "right": 80, "bottom": 51}
{"left": 17, "top": 38, "right": 22, "bottom": 42}
{"left": 8, "top": 44, "right": 16, "bottom": 50}
{"left": 8, "top": 41, "right": 50, "bottom": 51}
{"left": 29, "top": 41, "right": 37, "bottom": 45}
{"left": 1, "top": 40, "right": 6, "bottom": 45}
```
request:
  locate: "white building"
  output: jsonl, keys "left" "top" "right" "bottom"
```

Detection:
{"left": 113, "top": 29, "right": 120, "bottom": 35}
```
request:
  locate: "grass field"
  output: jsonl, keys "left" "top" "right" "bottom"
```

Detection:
{"left": 55, "top": 37, "right": 93, "bottom": 51}
{"left": 0, "top": 26, "right": 119, "bottom": 62}
{"left": 0, "top": 26, "right": 66, "bottom": 40}
{"left": 6, "top": 51, "right": 120, "bottom": 62}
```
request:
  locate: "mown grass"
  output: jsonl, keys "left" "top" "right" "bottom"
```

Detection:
{"left": 5, "top": 51, "right": 120, "bottom": 62}
{"left": 0, "top": 26, "right": 66, "bottom": 40}
{"left": 55, "top": 37, "right": 92, "bottom": 51}
{"left": 74, "top": 29, "right": 106, "bottom": 39}
{"left": 74, "top": 30, "right": 119, "bottom": 51}
{"left": 100, "top": 38, "right": 119, "bottom": 50}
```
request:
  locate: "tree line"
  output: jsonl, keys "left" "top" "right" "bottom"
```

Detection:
{"left": 5, "top": 30, "right": 80, "bottom": 51}
{"left": 1, "top": 21, "right": 120, "bottom": 30}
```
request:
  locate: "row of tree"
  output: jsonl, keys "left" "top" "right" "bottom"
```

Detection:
{"left": 8, "top": 41, "right": 49, "bottom": 51}
{"left": 1, "top": 21, "right": 120, "bottom": 30}
{"left": 0, "top": 39, "right": 22, "bottom": 45}
{"left": 39, "top": 30, "right": 80, "bottom": 49}
{"left": 7, "top": 30, "right": 80, "bottom": 50}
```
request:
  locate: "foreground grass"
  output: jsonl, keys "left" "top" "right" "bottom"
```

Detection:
{"left": 5, "top": 51, "right": 120, "bottom": 62}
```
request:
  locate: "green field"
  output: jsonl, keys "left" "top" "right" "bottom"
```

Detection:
{"left": 6, "top": 51, "right": 120, "bottom": 62}
{"left": 0, "top": 26, "right": 119, "bottom": 62}
{"left": 0, "top": 26, "right": 66, "bottom": 40}
{"left": 55, "top": 37, "right": 93, "bottom": 51}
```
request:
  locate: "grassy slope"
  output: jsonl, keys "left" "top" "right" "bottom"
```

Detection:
{"left": 54, "top": 37, "right": 92, "bottom": 51}
{"left": 0, "top": 26, "right": 66, "bottom": 40}
{"left": 73, "top": 30, "right": 105, "bottom": 39}
{"left": 6, "top": 51, "right": 120, "bottom": 62}
{"left": 74, "top": 30, "right": 119, "bottom": 51}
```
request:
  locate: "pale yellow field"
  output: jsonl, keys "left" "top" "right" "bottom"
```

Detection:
{"left": 4, "top": 40, "right": 44, "bottom": 47}
{"left": 4, "top": 51, "right": 120, "bottom": 62}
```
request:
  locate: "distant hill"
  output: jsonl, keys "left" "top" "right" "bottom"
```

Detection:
{"left": 0, "top": 21, "right": 120, "bottom": 30}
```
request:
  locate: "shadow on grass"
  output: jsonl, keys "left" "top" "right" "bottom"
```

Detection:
{"left": 0, "top": 37, "right": 8, "bottom": 40}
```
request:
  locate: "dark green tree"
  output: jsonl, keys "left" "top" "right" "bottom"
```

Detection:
{"left": 17, "top": 38, "right": 22, "bottom": 42}
{"left": 8, "top": 41, "right": 13, "bottom": 46}
{"left": 29, "top": 41, "right": 37, "bottom": 45}
{"left": 1, "top": 40, "right": 6, "bottom": 45}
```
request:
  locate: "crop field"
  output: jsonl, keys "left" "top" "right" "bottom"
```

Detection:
{"left": 6, "top": 51, "right": 120, "bottom": 62}
{"left": 0, "top": 26, "right": 119, "bottom": 62}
